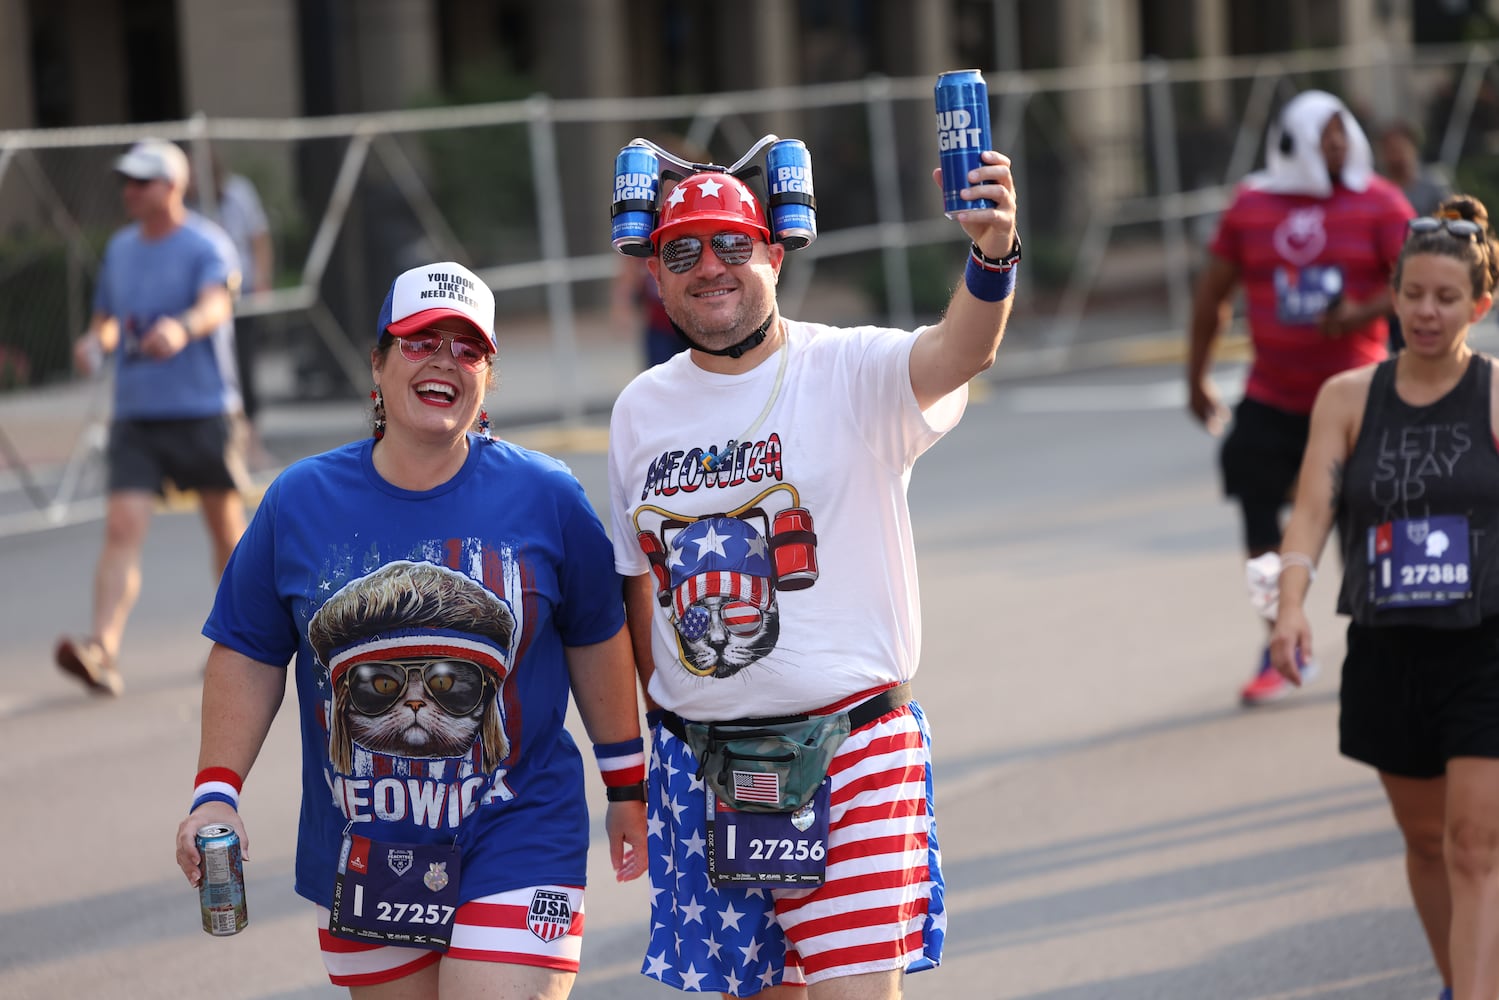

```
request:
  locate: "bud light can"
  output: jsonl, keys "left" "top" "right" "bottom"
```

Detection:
{"left": 766, "top": 139, "right": 817, "bottom": 250}
{"left": 196, "top": 823, "right": 248, "bottom": 936}
{"left": 935, "top": 69, "right": 995, "bottom": 219}
{"left": 612, "top": 144, "right": 660, "bottom": 257}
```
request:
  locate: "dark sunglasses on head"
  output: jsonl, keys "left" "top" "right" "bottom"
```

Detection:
{"left": 396, "top": 331, "right": 491, "bottom": 371}
{"left": 1407, "top": 216, "right": 1484, "bottom": 242}
{"left": 346, "top": 658, "right": 489, "bottom": 716}
{"left": 660, "top": 231, "right": 757, "bottom": 274}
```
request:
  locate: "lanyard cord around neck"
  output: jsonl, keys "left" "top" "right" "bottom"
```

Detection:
{"left": 701, "top": 337, "right": 789, "bottom": 473}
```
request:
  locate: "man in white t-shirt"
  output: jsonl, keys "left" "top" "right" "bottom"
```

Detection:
{"left": 607, "top": 147, "right": 1020, "bottom": 999}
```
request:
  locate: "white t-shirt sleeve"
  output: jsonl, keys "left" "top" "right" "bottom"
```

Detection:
{"left": 607, "top": 390, "right": 650, "bottom": 577}
{"left": 830, "top": 324, "right": 968, "bottom": 471}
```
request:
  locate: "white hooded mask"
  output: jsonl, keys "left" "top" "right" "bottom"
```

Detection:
{"left": 1246, "top": 90, "right": 1374, "bottom": 198}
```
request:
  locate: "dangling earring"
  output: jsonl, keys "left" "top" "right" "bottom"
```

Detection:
{"left": 477, "top": 408, "right": 491, "bottom": 440}
{"left": 371, "top": 387, "right": 385, "bottom": 440}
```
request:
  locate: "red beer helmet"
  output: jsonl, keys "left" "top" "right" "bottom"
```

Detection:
{"left": 651, "top": 172, "right": 772, "bottom": 248}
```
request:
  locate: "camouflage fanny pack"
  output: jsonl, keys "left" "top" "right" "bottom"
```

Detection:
{"left": 666, "top": 682, "right": 913, "bottom": 814}
{"left": 683, "top": 713, "right": 851, "bottom": 813}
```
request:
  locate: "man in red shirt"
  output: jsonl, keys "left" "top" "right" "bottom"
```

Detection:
{"left": 1187, "top": 90, "right": 1414, "bottom": 706}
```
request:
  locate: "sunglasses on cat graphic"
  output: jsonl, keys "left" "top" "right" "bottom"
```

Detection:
{"left": 686, "top": 597, "right": 764, "bottom": 636}
{"left": 346, "top": 658, "right": 489, "bottom": 716}
{"left": 659, "top": 231, "right": 758, "bottom": 274}
{"left": 395, "top": 330, "right": 491, "bottom": 372}
{"left": 1407, "top": 216, "right": 1484, "bottom": 242}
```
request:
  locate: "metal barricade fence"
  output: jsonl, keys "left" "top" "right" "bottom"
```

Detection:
{"left": 0, "top": 41, "right": 1496, "bottom": 520}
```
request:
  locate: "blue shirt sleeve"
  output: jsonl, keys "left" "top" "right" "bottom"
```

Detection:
{"left": 553, "top": 474, "right": 626, "bottom": 648}
{"left": 187, "top": 214, "right": 239, "bottom": 294}
{"left": 203, "top": 476, "right": 299, "bottom": 666}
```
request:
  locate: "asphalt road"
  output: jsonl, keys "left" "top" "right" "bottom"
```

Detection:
{"left": 0, "top": 360, "right": 1443, "bottom": 1000}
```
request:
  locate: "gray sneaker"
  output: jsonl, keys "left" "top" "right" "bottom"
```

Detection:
{"left": 55, "top": 636, "right": 124, "bottom": 696}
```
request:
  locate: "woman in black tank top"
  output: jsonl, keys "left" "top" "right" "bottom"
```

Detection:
{"left": 1267, "top": 195, "right": 1499, "bottom": 1000}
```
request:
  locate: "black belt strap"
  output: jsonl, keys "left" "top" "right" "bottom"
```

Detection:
{"left": 657, "top": 682, "right": 912, "bottom": 742}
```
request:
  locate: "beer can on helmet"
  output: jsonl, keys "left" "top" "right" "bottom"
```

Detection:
{"left": 935, "top": 69, "right": 996, "bottom": 219}
{"left": 612, "top": 145, "right": 661, "bottom": 257}
{"left": 197, "top": 823, "right": 249, "bottom": 936}
{"left": 651, "top": 171, "right": 772, "bottom": 248}
{"left": 765, "top": 139, "right": 817, "bottom": 250}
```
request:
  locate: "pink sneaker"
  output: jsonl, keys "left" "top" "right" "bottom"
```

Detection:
{"left": 1240, "top": 646, "right": 1317, "bottom": 707}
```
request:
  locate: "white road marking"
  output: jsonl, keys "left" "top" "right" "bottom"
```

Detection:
{"left": 999, "top": 370, "right": 1246, "bottom": 413}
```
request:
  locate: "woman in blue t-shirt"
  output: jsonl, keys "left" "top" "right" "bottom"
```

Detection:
{"left": 172, "top": 261, "right": 647, "bottom": 997}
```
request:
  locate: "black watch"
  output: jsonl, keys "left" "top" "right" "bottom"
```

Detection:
{"left": 605, "top": 782, "right": 647, "bottom": 802}
{"left": 970, "top": 235, "right": 1022, "bottom": 269}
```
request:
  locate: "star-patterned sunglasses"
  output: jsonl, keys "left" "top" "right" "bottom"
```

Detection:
{"left": 659, "top": 231, "right": 757, "bottom": 274}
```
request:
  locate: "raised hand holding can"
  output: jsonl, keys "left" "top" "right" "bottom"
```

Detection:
{"left": 935, "top": 69, "right": 996, "bottom": 219}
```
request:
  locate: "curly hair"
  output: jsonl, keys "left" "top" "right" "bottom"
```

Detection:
{"left": 1395, "top": 193, "right": 1498, "bottom": 299}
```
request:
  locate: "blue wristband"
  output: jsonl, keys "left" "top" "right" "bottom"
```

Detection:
{"left": 964, "top": 254, "right": 1017, "bottom": 302}
{"left": 592, "top": 736, "right": 645, "bottom": 759}
{"left": 190, "top": 790, "right": 239, "bottom": 812}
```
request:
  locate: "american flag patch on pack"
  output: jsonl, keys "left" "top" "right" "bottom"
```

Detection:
{"left": 731, "top": 770, "right": 781, "bottom": 804}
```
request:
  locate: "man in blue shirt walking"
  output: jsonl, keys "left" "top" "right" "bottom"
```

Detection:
{"left": 56, "top": 138, "right": 247, "bottom": 697}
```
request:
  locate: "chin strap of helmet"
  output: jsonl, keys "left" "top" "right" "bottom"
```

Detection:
{"left": 671, "top": 310, "right": 775, "bottom": 359}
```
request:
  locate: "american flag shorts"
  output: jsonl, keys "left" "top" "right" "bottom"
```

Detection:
{"left": 642, "top": 699, "right": 946, "bottom": 994}
{"left": 316, "top": 884, "right": 584, "bottom": 987}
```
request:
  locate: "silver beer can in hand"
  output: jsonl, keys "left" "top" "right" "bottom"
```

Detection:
{"left": 196, "top": 823, "right": 249, "bottom": 936}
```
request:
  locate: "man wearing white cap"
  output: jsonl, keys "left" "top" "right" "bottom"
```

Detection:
{"left": 55, "top": 138, "right": 246, "bottom": 697}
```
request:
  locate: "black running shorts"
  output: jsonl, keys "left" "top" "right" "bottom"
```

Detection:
{"left": 106, "top": 414, "right": 249, "bottom": 496}
{"left": 1219, "top": 397, "right": 1310, "bottom": 503}
{"left": 1340, "top": 615, "right": 1499, "bottom": 778}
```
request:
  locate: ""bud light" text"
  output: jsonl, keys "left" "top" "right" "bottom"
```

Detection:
{"left": 771, "top": 165, "right": 812, "bottom": 195}
{"left": 614, "top": 172, "right": 656, "bottom": 202}
{"left": 936, "top": 109, "right": 983, "bottom": 151}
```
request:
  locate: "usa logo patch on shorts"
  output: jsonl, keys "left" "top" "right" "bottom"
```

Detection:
{"left": 527, "top": 888, "right": 572, "bottom": 942}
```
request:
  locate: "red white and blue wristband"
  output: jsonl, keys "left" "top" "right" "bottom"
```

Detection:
{"left": 965, "top": 236, "right": 1021, "bottom": 302}
{"left": 191, "top": 767, "right": 242, "bottom": 812}
{"left": 593, "top": 738, "right": 647, "bottom": 802}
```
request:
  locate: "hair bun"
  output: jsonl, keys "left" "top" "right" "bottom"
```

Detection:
{"left": 1438, "top": 193, "right": 1490, "bottom": 229}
